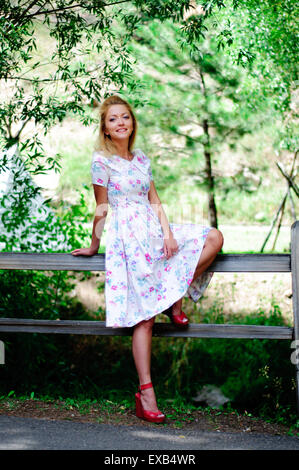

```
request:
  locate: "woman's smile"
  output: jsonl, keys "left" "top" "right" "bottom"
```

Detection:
{"left": 105, "top": 104, "right": 134, "bottom": 140}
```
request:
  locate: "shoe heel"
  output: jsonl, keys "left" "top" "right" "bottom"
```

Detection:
{"left": 163, "top": 306, "right": 189, "bottom": 327}
{"left": 135, "top": 392, "right": 143, "bottom": 418}
{"left": 135, "top": 383, "right": 165, "bottom": 424}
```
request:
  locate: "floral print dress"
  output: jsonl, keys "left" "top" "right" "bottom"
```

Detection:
{"left": 91, "top": 148, "right": 213, "bottom": 328}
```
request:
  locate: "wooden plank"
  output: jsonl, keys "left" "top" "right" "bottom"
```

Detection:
{"left": 153, "top": 323, "right": 293, "bottom": 340}
{"left": 0, "top": 252, "right": 106, "bottom": 272}
{"left": 209, "top": 254, "right": 291, "bottom": 272}
{"left": 0, "top": 252, "right": 291, "bottom": 272}
{"left": 0, "top": 318, "right": 293, "bottom": 339}
{"left": 291, "top": 221, "right": 299, "bottom": 413}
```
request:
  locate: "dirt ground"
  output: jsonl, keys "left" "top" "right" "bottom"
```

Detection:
{"left": 0, "top": 398, "right": 295, "bottom": 436}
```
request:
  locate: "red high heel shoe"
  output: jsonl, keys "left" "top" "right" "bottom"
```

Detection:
{"left": 164, "top": 306, "right": 189, "bottom": 327}
{"left": 135, "top": 382, "right": 165, "bottom": 424}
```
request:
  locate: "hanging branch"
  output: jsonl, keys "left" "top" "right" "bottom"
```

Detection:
{"left": 260, "top": 150, "right": 298, "bottom": 252}
{"left": 260, "top": 193, "right": 288, "bottom": 252}
{"left": 271, "top": 193, "right": 286, "bottom": 250}
{"left": 276, "top": 161, "right": 299, "bottom": 198}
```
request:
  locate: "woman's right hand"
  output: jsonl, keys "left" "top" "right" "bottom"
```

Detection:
{"left": 71, "top": 247, "right": 98, "bottom": 257}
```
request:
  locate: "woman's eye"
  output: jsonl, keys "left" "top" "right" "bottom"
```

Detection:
{"left": 109, "top": 115, "right": 129, "bottom": 121}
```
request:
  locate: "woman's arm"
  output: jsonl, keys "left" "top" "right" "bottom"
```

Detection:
{"left": 71, "top": 185, "right": 108, "bottom": 256}
{"left": 148, "top": 181, "right": 178, "bottom": 259}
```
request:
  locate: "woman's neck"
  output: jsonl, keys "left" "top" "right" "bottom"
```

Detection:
{"left": 113, "top": 141, "right": 132, "bottom": 160}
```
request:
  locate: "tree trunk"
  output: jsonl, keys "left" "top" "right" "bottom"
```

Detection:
{"left": 203, "top": 118, "right": 218, "bottom": 228}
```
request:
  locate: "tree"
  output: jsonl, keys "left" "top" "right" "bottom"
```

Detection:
{"left": 126, "top": 1, "right": 298, "bottom": 228}
{"left": 0, "top": 0, "right": 194, "bottom": 250}
{"left": 0, "top": 1, "right": 297, "bottom": 245}
{"left": 128, "top": 20, "right": 268, "bottom": 227}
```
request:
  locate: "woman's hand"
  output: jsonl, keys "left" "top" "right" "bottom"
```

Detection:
{"left": 163, "top": 234, "right": 179, "bottom": 260}
{"left": 71, "top": 247, "right": 98, "bottom": 257}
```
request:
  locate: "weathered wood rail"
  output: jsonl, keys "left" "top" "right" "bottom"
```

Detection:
{"left": 0, "top": 220, "right": 298, "bottom": 413}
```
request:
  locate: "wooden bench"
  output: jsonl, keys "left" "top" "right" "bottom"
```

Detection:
{"left": 0, "top": 220, "right": 298, "bottom": 414}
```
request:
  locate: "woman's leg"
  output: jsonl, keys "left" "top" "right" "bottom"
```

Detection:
{"left": 172, "top": 228, "right": 224, "bottom": 314}
{"left": 132, "top": 316, "right": 159, "bottom": 412}
{"left": 191, "top": 228, "right": 224, "bottom": 282}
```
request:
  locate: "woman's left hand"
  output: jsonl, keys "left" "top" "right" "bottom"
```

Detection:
{"left": 163, "top": 234, "right": 179, "bottom": 260}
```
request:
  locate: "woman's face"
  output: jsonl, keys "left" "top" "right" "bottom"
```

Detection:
{"left": 104, "top": 104, "right": 134, "bottom": 144}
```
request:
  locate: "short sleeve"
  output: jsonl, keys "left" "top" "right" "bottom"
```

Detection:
{"left": 91, "top": 153, "right": 109, "bottom": 187}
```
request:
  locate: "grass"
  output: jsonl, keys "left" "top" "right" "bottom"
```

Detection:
{"left": 1, "top": 391, "right": 298, "bottom": 436}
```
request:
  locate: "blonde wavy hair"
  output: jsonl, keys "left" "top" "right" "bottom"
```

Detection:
{"left": 95, "top": 95, "right": 138, "bottom": 157}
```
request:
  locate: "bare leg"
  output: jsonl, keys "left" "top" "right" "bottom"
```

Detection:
{"left": 191, "top": 228, "right": 223, "bottom": 282}
{"left": 132, "top": 316, "right": 159, "bottom": 412}
{"left": 172, "top": 297, "right": 183, "bottom": 315}
{"left": 172, "top": 228, "right": 224, "bottom": 313}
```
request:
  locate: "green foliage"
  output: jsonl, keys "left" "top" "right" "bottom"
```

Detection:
{"left": 127, "top": 17, "right": 291, "bottom": 226}
{"left": 0, "top": 1, "right": 196, "bottom": 149}
{"left": 152, "top": 304, "right": 296, "bottom": 419}
{"left": 1, "top": 1, "right": 204, "bottom": 255}
{"left": 198, "top": 0, "right": 298, "bottom": 83}
{"left": 0, "top": 153, "right": 91, "bottom": 252}
{"left": 1, "top": 1, "right": 297, "bottom": 239}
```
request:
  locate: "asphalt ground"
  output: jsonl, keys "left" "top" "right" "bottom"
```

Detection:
{"left": 1, "top": 415, "right": 299, "bottom": 452}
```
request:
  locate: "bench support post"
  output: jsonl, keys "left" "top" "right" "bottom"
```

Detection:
{"left": 291, "top": 221, "right": 299, "bottom": 414}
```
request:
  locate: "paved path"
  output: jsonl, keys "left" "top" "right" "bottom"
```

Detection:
{"left": 0, "top": 415, "right": 299, "bottom": 451}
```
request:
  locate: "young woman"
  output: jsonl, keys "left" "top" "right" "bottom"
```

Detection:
{"left": 71, "top": 95, "right": 224, "bottom": 423}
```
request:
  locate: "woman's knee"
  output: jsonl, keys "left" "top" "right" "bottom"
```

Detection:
{"left": 136, "top": 316, "right": 155, "bottom": 331}
{"left": 207, "top": 228, "right": 224, "bottom": 251}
